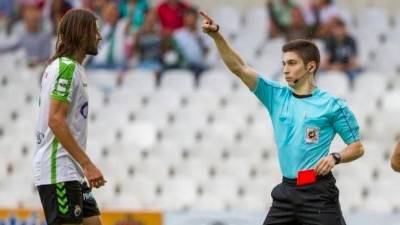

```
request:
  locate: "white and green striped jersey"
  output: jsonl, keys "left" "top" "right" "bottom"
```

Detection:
{"left": 33, "top": 57, "right": 89, "bottom": 186}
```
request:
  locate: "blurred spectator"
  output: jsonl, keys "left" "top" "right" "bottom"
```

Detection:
{"left": 0, "top": 5, "right": 52, "bottom": 68}
{"left": 0, "top": 0, "right": 17, "bottom": 34}
{"left": 303, "top": 0, "right": 340, "bottom": 38}
{"left": 156, "top": 0, "right": 190, "bottom": 37}
{"left": 267, "top": 0, "right": 299, "bottom": 38}
{"left": 50, "top": 0, "right": 72, "bottom": 34}
{"left": 172, "top": 7, "right": 209, "bottom": 84}
{"left": 119, "top": 0, "right": 149, "bottom": 34}
{"left": 133, "top": 9, "right": 165, "bottom": 85}
{"left": 321, "top": 18, "right": 361, "bottom": 87}
{"left": 80, "top": 0, "right": 97, "bottom": 11}
{"left": 87, "top": 0, "right": 110, "bottom": 16}
{"left": 267, "top": 0, "right": 314, "bottom": 41}
{"left": 88, "top": 2, "right": 128, "bottom": 84}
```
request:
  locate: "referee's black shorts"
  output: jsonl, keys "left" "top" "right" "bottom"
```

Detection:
{"left": 263, "top": 172, "right": 346, "bottom": 225}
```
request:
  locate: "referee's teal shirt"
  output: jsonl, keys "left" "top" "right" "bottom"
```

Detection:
{"left": 252, "top": 77, "right": 360, "bottom": 178}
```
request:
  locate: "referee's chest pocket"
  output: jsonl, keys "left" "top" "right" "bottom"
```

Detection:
{"left": 303, "top": 118, "right": 329, "bottom": 145}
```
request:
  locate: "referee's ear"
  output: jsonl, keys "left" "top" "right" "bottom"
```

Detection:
{"left": 307, "top": 61, "right": 317, "bottom": 75}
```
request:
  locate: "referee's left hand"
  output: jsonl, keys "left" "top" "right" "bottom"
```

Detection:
{"left": 315, "top": 155, "right": 336, "bottom": 175}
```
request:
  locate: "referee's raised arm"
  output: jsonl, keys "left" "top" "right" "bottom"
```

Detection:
{"left": 199, "top": 11, "right": 258, "bottom": 90}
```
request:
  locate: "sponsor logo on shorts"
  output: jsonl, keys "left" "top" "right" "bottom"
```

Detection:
{"left": 83, "top": 192, "right": 94, "bottom": 201}
{"left": 74, "top": 205, "right": 82, "bottom": 217}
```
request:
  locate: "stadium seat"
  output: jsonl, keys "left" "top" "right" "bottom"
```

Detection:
{"left": 121, "top": 69, "right": 156, "bottom": 94}
{"left": 317, "top": 71, "right": 350, "bottom": 98}
{"left": 148, "top": 88, "right": 182, "bottom": 111}
{"left": 121, "top": 121, "right": 157, "bottom": 148}
{"left": 87, "top": 69, "right": 118, "bottom": 93}
{"left": 171, "top": 106, "right": 209, "bottom": 130}
{"left": 336, "top": 176, "right": 365, "bottom": 212}
{"left": 211, "top": 6, "right": 241, "bottom": 39}
{"left": 133, "top": 158, "right": 171, "bottom": 184}
{"left": 185, "top": 89, "right": 222, "bottom": 112}
{"left": 198, "top": 69, "right": 236, "bottom": 95}
{"left": 106, "top": 88, "right": 146, "bottom": 114}
{"left": 357, "top": 7, "right": 389, "bottom": 36}
{"left": 160, "top": 69, "right": 195, "bottom": 93}
{"left": 199, "top": 176, "right": 239, "bottom": 204}
{"left": 187, "top": 142, "right": 224, "bottom": 165}
{"left": 243, "top": 6, "right": 269, "bottom": 42}
{"left": 108, "top": 193, "right": 143, "bottom": 210}
{"left": 96, "top": 157, "right": 130, "bottom": 183}
{"left": 157, "top": 176, "right": 197, "bottom": 211}
{"left": 191, "top": 194, "right": 226, "bottom": 211}
{"left": 147, "top": 141, "right": 183, "bottom": 165}
{"left": 117, "top": 176, "right": 158, "bottom": 210}
{"left": 171, "top": 158, "right": 210, "bottom": 183}
{"left": 213, "top": 157, "right": 252, "bottom": 182}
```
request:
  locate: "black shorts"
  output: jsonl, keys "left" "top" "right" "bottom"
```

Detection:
{"left": 37, "top": 181, "right": 100, "bottom": 225}
{"left": 264, "top": 172, "right": 346, "bottom": 225}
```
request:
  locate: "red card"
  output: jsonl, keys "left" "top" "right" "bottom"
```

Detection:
{"left": 297, "top": 169, "right": 317, "bottom": 186}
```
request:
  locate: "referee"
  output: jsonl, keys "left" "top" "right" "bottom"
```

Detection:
{"left": 200, "top": 11, "right": 364, "bottom": 225}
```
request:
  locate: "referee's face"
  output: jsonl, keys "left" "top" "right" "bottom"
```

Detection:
{"left": 282, "top": 52, "right": 307, "bottom": 87}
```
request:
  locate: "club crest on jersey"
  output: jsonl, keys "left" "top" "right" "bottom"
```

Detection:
{"left": 56, "top": 79, "right": 68, "bottom": 93}
{"left": 305, "top": 127, "right": 319, "bottom": 144}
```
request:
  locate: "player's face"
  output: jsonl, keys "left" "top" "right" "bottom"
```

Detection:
{"left": 86, "top": 22, "right": 102, "bottom": 56}
{"left": 282, "top": 52, "right": 307, "bottom": 87}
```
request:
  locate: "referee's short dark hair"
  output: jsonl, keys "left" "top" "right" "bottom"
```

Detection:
{"left": 282, "top": 39, "right": 320, "bottom": 74}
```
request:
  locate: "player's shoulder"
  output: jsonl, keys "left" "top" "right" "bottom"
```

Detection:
{"left": 59, "top": 57, "right": 79, "bottom": 77}
{"left": 47, "top": 57, "right": 77, "bottom": 69}
{"left": 59, "top": 57, "right": 78, "bottom": 68}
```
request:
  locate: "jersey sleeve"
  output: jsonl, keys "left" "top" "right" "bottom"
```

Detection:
{"left": 251, "top": 76, "right": 286, "bottom": 113}
{"left": 51, "top": 59, "right": 77, "bottom": 103}
{"left": 332, "top": 99, "right": 360, "bottom": 144}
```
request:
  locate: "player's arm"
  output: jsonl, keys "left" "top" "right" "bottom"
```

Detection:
{"left": 48, "top": 99, "right": 106, "bottom": 188}
{"left": 199, "top": 11, "right": 258, "bottom": 90}
{"left": 390, "top": 142, "right": 400, "bottom": 172}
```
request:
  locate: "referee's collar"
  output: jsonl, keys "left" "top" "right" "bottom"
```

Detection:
{"left": 291, "top": 88, "right": 318, "bottom": 98}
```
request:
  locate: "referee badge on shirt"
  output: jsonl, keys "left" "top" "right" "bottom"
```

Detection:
{"left": 305, "top": 127, "right": 320, "bottom": 144}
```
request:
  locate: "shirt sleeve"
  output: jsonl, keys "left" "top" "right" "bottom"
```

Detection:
{"left": 51, "top": 60, "right": 77, "bottom": 103}
{"left": 251, "top": 76, "right": 286, "bottom": 113}
{"left": 332, "top": 99, "right": 360, "bottom": 144}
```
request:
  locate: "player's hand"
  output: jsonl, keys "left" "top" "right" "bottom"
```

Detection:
{"left": 315, "top": 155, "right": 336, "bottom": 176}
{"left": 199, "top": 11, "right": 219, "bottom": 37}
{"left": 83, "top": 163, "right": 107, "bottom": 189}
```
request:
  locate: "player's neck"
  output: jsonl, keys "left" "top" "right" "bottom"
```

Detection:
{"left": 73, "top": 51, "right": 86, "bottom": 64}
{"left": 292, "top": 82, "right": 315, "bottom": 96}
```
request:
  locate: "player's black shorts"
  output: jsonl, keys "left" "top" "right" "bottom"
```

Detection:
{"left": 263, "top": 172, "right": 346, "bottom": 225}
{"left": 37, "top": 181, "right": 100, "bottom": 225}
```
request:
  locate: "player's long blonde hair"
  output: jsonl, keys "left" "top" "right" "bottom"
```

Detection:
{"left": 48, "top": 9, "right": 98, "bottom": 63}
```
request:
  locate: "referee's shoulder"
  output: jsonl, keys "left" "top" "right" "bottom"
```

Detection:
{"left": 318, "top": 89, "right": 348, "bottom": 107}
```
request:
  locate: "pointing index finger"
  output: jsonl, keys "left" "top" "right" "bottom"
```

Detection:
{"left": 199, "top": 11, "right": 212, "bottom": 20}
